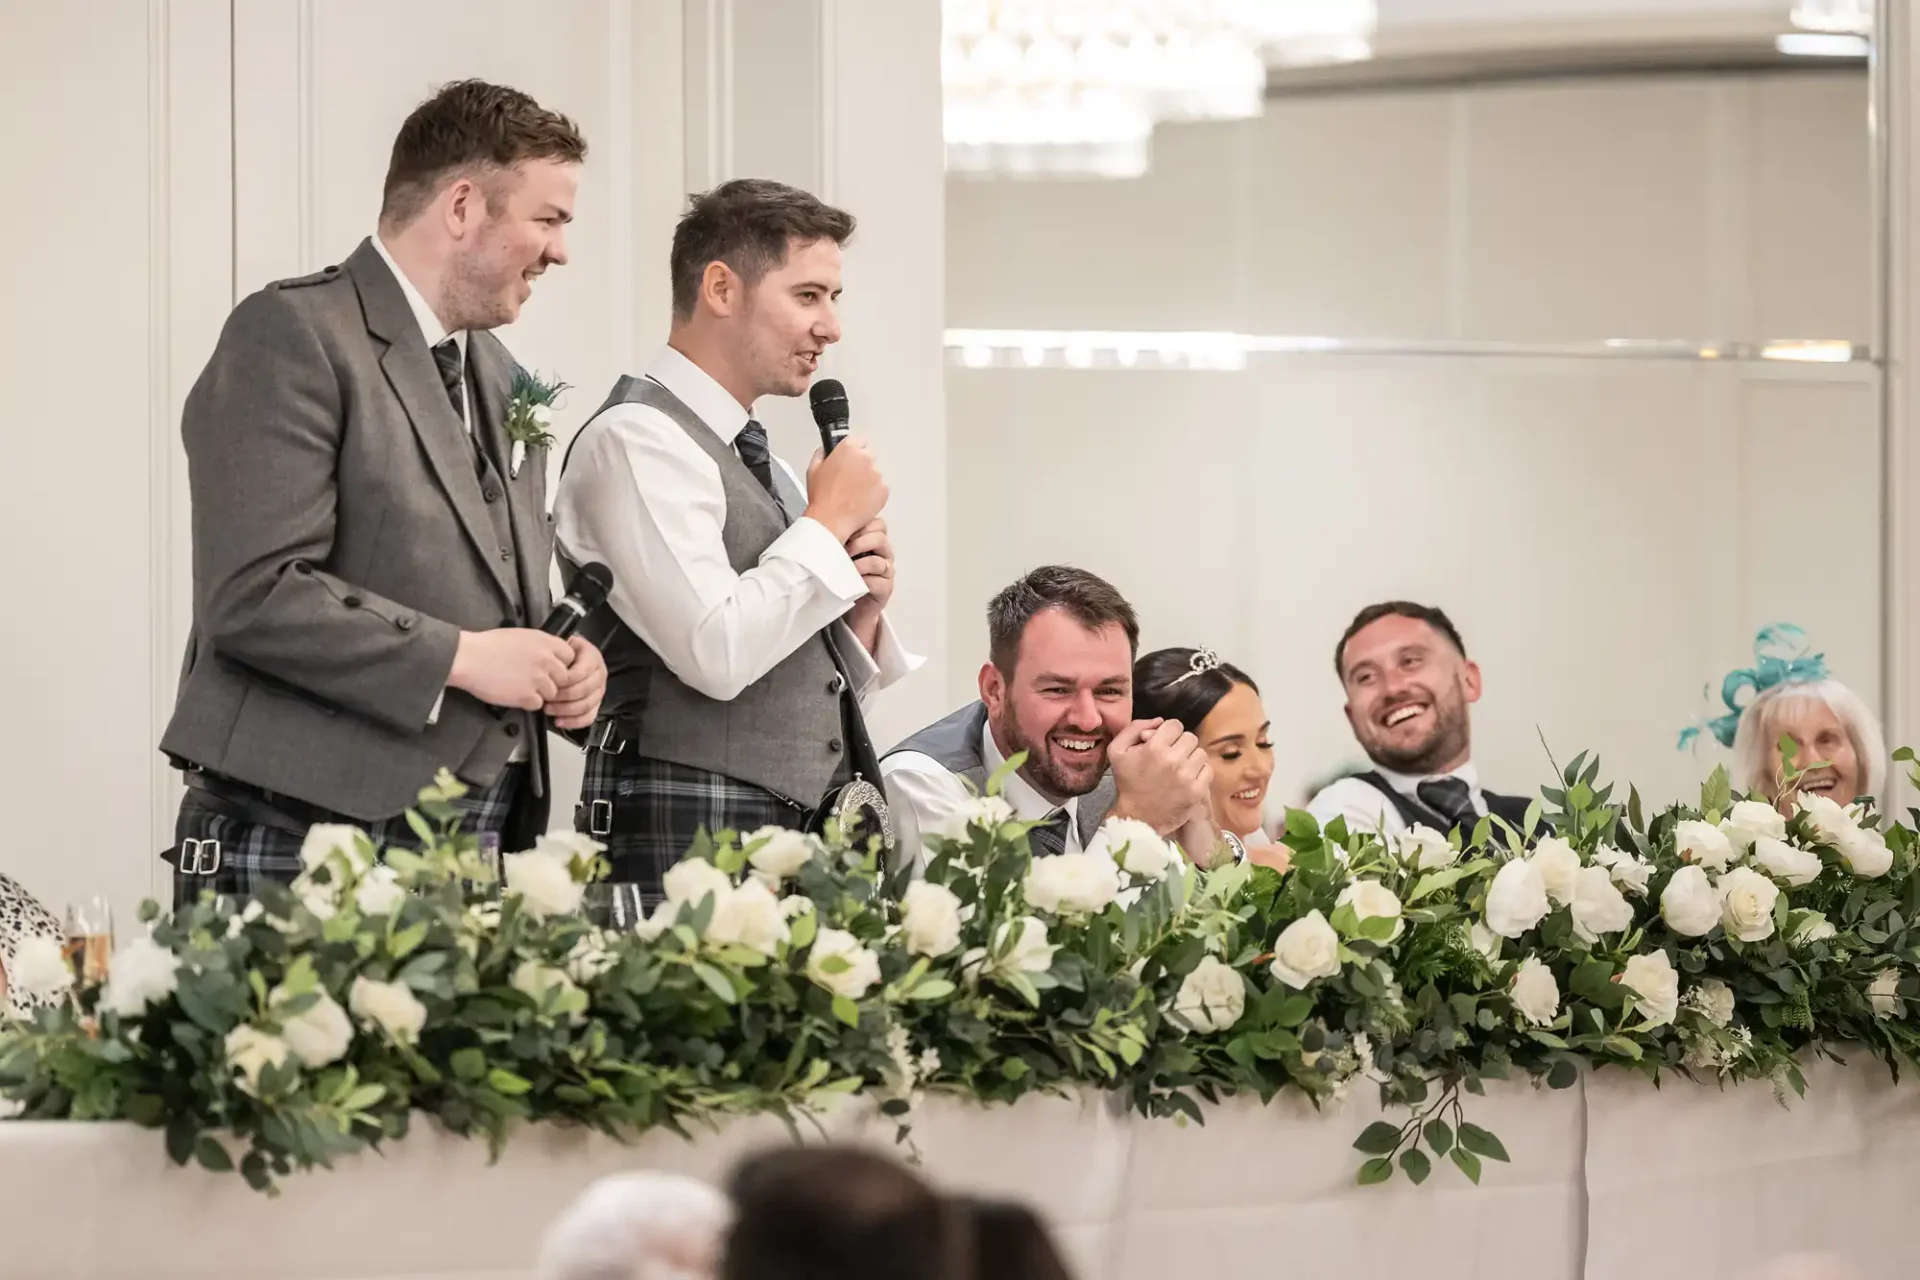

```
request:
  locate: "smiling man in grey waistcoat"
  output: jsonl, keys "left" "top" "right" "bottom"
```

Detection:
{"left": 882, "top": 566, "right": 1224, "bottom": 872}
{"left": 554, "top": 179, "right": 920, "bottom": 901}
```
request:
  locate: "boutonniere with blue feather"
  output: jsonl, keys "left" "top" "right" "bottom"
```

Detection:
{"left": 504, "top": 367, "right": 569, "bottom": 479}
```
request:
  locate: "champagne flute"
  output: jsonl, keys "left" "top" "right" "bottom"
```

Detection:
{"left": 62, "top": 896, "right": 114, "bottom": 987}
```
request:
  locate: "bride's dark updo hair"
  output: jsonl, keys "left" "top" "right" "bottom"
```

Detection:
{"left": 1133, "top": 648, "right": 1258, "bottom": 733}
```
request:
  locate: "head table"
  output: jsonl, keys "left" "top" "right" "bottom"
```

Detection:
{"left": 0, "top": 1058, "right": 1909, "bottom": 1280}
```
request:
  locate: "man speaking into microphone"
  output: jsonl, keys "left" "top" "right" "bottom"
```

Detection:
{"left": 553, "top": 178, "right": 920, "bottom": 899}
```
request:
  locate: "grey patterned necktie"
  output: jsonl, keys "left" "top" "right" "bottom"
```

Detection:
{"left": 431, "top": 338, "right": 465, "bottom": 424}
{"left": 1028, "top": 809, "right": 1071, "bottom": 858}
{"left": 735, "top": 420, "right": 779, "bottom": 500}
{"left": 1416, "top": 777, "right": 1476, "bottom": 833}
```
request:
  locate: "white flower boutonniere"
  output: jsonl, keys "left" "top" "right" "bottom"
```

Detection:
{"left": 505, "top": 367, "right": 568, "bottom": 479}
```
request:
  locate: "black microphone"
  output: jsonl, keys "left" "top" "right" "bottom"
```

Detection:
{"left": 540, "top": 562, "right": 613, "bottom": 639}
{"left": 809, "top": 378, "right": 850, "bottom": 454}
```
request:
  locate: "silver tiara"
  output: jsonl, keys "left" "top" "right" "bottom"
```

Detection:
{"left": 1166, "top": 647, "right": 1221, "bottom": 688}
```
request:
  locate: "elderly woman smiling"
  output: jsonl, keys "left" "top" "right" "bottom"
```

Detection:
{"left": 1732, "top": 679, "right": 1888, "bottom": 815}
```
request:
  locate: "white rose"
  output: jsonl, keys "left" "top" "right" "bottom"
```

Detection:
{"left": 745, "top": 827, "right": 817, "bottom": 881}
{"left": 1870, "top": 968, "right": 1902, "bottom": 1018}
{"left": 635, "top": 900, "right": 676, "bottom": 942}
{"left": 532, "top": 830, "right": 606, "bottom": 863}
{"left": 1724, "top": 800, "right": 1787, "bottom": 850}
{"left": 1528, "top": 837, "right": 1582, "bottom": 906}
{"left": 1484, "top": 859, "right": 1550, "bottom": 939}
{"left": 1674, "top": 820, "right": 1737, "bottom": 872}
{"left": 299, "top": 824, "right": 370, "bottom": 876}
{"left": 1791, "top": 910, "right": 1837, "bottom": 945}
{"left": 564, "top": 930, "right": 619, "bottom": 983}
{"left": 224, "top": 1024, "right": 292, "bottom": 1095}
{"left": 1570, "top": 866, "right": 1634, "bottom": 943}
{"left": 935, "top": 795, "right": 1014, "bottom": 841}
{"left": 1335, "top": 878, "right": 1404, "bottom": 941}
{"left": 1023, "top": 850, "right": 1121, "bottom": 916}
{"left": 1797, "top": 792, "right": 1857, "bottom": 845}
{"left": 292, "top": 874, "right": 339, "bottom": 920}
{"left": 1837, "top": 825, "right": 1894, "bottom": 879}
{"left": 1509, "top": 955, "right": 1560, "bottom": 1026}
{"left": 1752, "top": 836, "right": 1824, "bottom": 887}
{"left": 708, "top": 879, "right": 791, "bottom": 957}
{"left": 8, "top": 934, "right": 73, "bottom": 999}
{"left": 99, "top": 936, "right": 180, "bottom": 1019}
{"left": 993, "top": 917, "right": 1057, "bottom": 975}
{"left": 348, "top": 976, "right": 428, "bottom": 1045}
{"left": 1620, "top": 951, "right": 1680, "bottom": 1026}
{"left": 1469, "top": 922, "right": 1502, "bottom": 961}
{"left": 899, "top": 881, "right": 964, "bottom": 958}
{"left": 1690, "top": 978, "right": 1735, "bottom": 1028}
{"left": 1716, "top": 866, "right": 1780, "bottom": 943}
{"left": 1269, "top": 910, "right": 1342, "bottom": 990}
{"left": 274, "top": 988, "right": 353, "bottom": 1068}
{"left": 530, "top": 402, "right": 555, "bottom": 432}
{"left": 1395, "top": 824, "right": 1459, "bottom": 872}
{"left": 504, "top": 848, "right": 585, "bottom": 920}
{"left": 1661, "top": 865, "right": 1721, "bottom": 937}
{"left": 662, "top": 858, "right": 733, "bottom": 909}
{"left": 1172, "top": 956, "right": 1246, "bottom": 1033}
{"left": 353, "top": 865, "right": 407, "bottom": 917}
{"left": 780, "top": 895, "right": 816, "bottom": 919}
{"left": 1593, "top": 844, "right": 1655, "bottom": 897}
{"left": 1093, "top": 818, "right": 1177, "bottom": 881}
{"left": 806, "top": 927, "right": 881, "bottom": 999}
{"left": 511, "top": 961, "right": 585, "bottom": 1022}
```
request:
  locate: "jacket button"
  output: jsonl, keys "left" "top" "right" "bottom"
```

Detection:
{"left": 396, "top": 617, "right": 415, "bottom": 632}
{"left": 342, "top": 595, "right": 362, "bottom": 608}
{"left": 828, "top": 736, "right": 843, "bottom": 753}
{"left": 504, "top": 722, "right": 521, "bottom": 738}
{"left": 293, "top": 561, "right": 313, "bottom": 576}
{"left": 499, "top": 546, "right": 514, "bottom": 561}
{"left": 827, "top": 674, "right": 847, "bottom": 695}
{"left": 483, "top": 487, "right": 501, "bottom": 503}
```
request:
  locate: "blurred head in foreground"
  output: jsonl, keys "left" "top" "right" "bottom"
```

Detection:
{"left": 721, "top": 1145, "right": 968, "bottom": 1280}
{"left": 537, "top": 1170, "right": 731, "bottom": 1280}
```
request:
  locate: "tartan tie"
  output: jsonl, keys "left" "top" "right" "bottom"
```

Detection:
{"left": 1417, "top": 777, "right": 1477, "bottom": 833}
{"left": 431, "top": 339, "right": 465, "bottom": 426}
{"left": 1029, "top": 809, "right": 1071, "bottom": 858}
{"left": 735, "top": 420, "right": 779, "bottom": 500}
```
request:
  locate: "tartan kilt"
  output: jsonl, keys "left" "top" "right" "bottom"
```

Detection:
{"left": 170, "top": 765, "right": 527, "bottom": 907}
{"left": 575, "top": 748, "right": 806, "bottom": 905}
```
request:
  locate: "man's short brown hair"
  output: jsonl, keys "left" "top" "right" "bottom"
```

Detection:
{"left": 987, "top": 566, "right": 1140, "bottom": 677}
{"left": 1335, "top": 601, "right": 1468, "bottom": 680}
{"left": 671, "top": 178, "right": 856, "bottom": 319}
{"left": 380, "top": 79, "right": 587, "bottom": 227}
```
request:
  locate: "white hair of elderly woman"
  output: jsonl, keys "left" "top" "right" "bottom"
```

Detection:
{"left": 535, "top": 1171, "right": 732, "bottom": 1280}
{"left": 1730, "top": 679, "right": 1888, "bottom": 807}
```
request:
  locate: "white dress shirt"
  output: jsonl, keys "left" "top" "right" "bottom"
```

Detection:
{"left": 552, "top": 344, "right": 919, "bottom": 708}
{"left": 1305, "top": 762, "right": 1488, "bottom": 839}
{"left": 882, "top": 721, "right": 1086, "bottom": 872}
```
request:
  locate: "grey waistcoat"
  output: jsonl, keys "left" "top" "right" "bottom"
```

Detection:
{"left": 884, "top": 701, "right": 1116, "bottom": 848}
{"left": 564, "top": 376, "right": 852, "bottom": 806}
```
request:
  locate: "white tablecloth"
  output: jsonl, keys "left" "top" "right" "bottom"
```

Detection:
{"left": 0, "top": 1064, "right": 1903, "bottom": 1280}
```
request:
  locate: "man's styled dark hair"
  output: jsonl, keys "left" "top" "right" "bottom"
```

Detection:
{"left": 956, "top": 1197, "right": 1075, "bottom": 1280}
{"left": 721, "top": 1145, "right": 968, "bottom": 1280}
{"left": 1334, "top": 601, "right": 1468, "bottom": 680}
{"left": 986, "top": 566, "right": 1140, "bottom": 677}
{"left": 671, "top": 178, "right": 857, "bottom": 319}
{"left": 380, "top": 79, "right": 587, "bottom": 227}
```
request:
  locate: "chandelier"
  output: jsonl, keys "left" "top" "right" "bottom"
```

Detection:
{"left": 942, "top": 1, "right": 1377, "bottom": 180}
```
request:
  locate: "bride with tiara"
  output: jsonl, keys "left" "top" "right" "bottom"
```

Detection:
{"left": 1132, "top": 647, "right": 1290, "bottom": 871}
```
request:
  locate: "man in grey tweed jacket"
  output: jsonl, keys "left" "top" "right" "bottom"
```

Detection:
{"left": 161, "top": 81, "right": 606, "bottom": 901}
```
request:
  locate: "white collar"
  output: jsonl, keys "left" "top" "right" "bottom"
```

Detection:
{"left": 371, "top": 235, "right": 465, "bottom": 357}
{"left": 1373, "top": 761, "right": 1481, "bottom": 797}
{"left": 647, "top": 344, "right": 753, "bottom": 445}
{"left": 980, "top": 721, "right": 1079, "bottom": 829}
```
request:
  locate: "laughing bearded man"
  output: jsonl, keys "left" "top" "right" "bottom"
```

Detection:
{"left": 1305, "top": 601, "right": 1534, "bottom": 839}
{"left": 881, "top": 566, "right": 1218, "bottom": 872}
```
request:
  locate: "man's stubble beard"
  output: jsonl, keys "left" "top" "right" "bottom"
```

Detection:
{"left": 1364, "top": 688, "right": 1471, "bottom": 776}
{"left": 994, "top": 708, "right": 1105, "bottom": 801}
